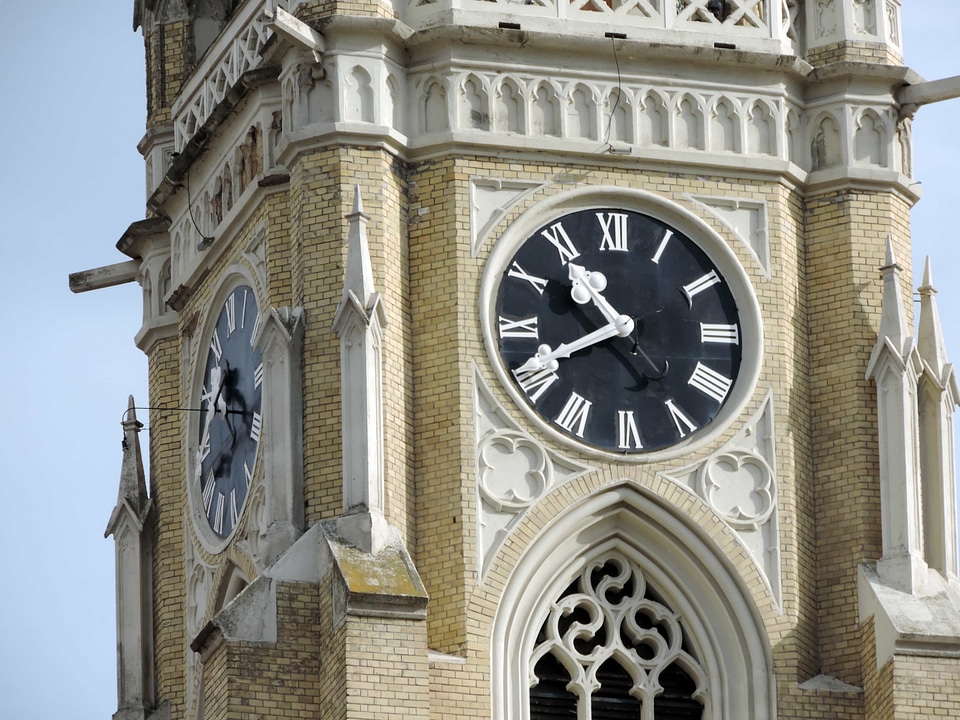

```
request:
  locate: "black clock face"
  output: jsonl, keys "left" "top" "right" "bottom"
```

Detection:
{"left": 195, "top": 285, "right": 263, "bottom": 539}
{"left": 495, "top": 208, "right": 743, "bottom": 454}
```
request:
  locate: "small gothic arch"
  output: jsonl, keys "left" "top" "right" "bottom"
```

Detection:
{"left": 604, "top": 87, "right": 632, "bottom": 144}
{"left": 386, "top": 73, "right": 402, "bottom": 134}
{"left": 638, "top": 91, "right": 668, "bottom": 147}
{"left": 421, "top": 77, "right": 448, "bottom": 134}
{"left": 853, "top": 108, "right": 887, "bottom": 166}
{"left": 214, "top": 563, "right": 250, "bottom": 612}
{"left": 460, "top": 74, "right": 491, "bottom": 131}
{"left": 494, "top": 77, "right": 524, "bottom": 135}
{"left": 158, "top": 259, "right": 173, "bottom": 315}
{"left": 568, "top": 83, "right": 597, "bottom": 140}
{"left": 531, "top": 82, "right": 561, "bottom": 138}
{"left": 786, "top": 108, "right": 803, "bottom": 167}
{"left": 746, "top": 101, "right": 777, "bottom": 156}
{"left": 810, "top": 112, "right": 843, "bottom": 171}
{"left": 492, "top": 482, "right": 775, "bottom": 720}
{"left": 346, "top": 65, "right": 375, "bottom": 123}
{"left": 709, "top": 96, "right": 741, "bottom": 153}
{"left": 674, "top": 94, "right": 704, "bottom": 151}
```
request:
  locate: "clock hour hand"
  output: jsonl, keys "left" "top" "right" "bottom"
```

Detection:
{"left": 517, "top": 315, "right": 634, "bottom": 372}
{"left": 569, "top": 263, "right": 626, "bottom": 328}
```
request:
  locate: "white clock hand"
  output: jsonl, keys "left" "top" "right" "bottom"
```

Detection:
{"left": 568, "top": 264, "right": 631, "bottom": 333}
{"left": 517, "top": 314, "right": 634, "bottom": 372}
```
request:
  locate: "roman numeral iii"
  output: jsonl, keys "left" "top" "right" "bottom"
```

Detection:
{"left": 700, "top": 323, "right": 739, "bottom": 344}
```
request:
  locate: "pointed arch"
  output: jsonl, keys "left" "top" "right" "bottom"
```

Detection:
{"left": 638, "top": 91, "right": 668, "bottom": 147}
{"left": 530, "top": 82, "right": 561, "bottom": 138}
{"left": 460, "top": 73, "right": 491, "bottom": 131}
{"left": 492, "top": 481, "right": 774, "bottom": 720}
{"left": 674, "top": 94, "right": 704, "bottom": 150}
{"left": 421, "top": 77, "right": 448, "bottom": 134}
{"left": 346, "top": 65, "right": 375, "bottom": 123}
{"left": 709, "top": 96, "right": 741, "bottom": 153}
{"left": 494, "top": 76, "right": 524, "bottom": 134}
{"left": 853, "top": 108, "right": 887, "bottom": 166}
{"left": 746, "top": 100, "right": 776, "bottom": 156}
{"left": 810, "top": 111, "right": 843, "bottom": 170}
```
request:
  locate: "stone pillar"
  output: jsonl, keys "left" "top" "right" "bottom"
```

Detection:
{"left": 331, "top": 186, "right": 391, "bottom": 554}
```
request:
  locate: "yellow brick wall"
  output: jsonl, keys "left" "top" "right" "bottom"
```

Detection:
{"left": 807, "top": 41, "right": 902, "bottom": 67}
{"left": 146, "top": 335, "right": 187, "bottom": 717}
{"left": 805, "top": 190, "right": 913, "bottom": 685}
{"left": 344, "top": 616, "right": 430, "bottom": 717}
{"left": 893, "top": 655, "right": 960, "bottom": 718}
{"left": 287, "top": 145, "right": 415, "bottom": 537}
{"left": 145, "top": 20, "right": 192, "bottom": 128}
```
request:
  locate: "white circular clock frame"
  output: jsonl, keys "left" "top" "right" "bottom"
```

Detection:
{"left": 479, "top": 186, "right": 764, "bottom": 464}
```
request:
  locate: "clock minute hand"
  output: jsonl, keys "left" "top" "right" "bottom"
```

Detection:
{"left": 517, "top": 316, "right": 634, "bottom": 372}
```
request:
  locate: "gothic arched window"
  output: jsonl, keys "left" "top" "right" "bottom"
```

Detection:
{"left": 529, "top": 553, "right": 706, "bottom": 720}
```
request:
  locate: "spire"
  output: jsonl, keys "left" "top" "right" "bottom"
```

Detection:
{"left": 343, "top": 185, "right": 377, "bottom": 312}
{"left": 917, "top": 256, "right": 949, "bottom": 378}
{"left": 112, "top": 396, "right": 149, "bottom": 525}
{"left": 877, "top": 236, "right": 909, "bottom": 356}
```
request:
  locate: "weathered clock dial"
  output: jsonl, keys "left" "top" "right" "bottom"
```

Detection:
{"left": 195, "top": 284, "right": 263, "bottom": 539}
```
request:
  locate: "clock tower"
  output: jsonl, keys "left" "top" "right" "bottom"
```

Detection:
{"left": 72, "top": 0, "right": 960, "bottom": 717}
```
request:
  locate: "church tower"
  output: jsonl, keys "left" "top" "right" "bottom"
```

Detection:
{"left": 71, "top": 0, "right": 960, "bottom": 717}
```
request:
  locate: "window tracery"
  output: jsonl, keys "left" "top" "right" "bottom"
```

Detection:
{"left": 529, "top": 552, "right": 706, "bottom": 720}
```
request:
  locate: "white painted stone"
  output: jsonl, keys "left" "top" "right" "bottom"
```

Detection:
{"left": 917, "top": 259, "right": 960, "bottom": 581}
{"left": 686, "top": 194, "right": 770, "bottom": 278}
{"left": 661, "top": 391, "right": 782, "bottom": 607}
{"left": 866, "top": 239, "right": 927, "bottom": 594}
{"left": 105, "top": 398, "right": 155, "bottom": 720}
{"left": 469, "top": 177, "right": 544, "bottom": 257}
{"left": 474, "top": 369, "right": 592, "bottom": 579}
{"left": 251, "top": 306, "right": 306, "bottom": 568}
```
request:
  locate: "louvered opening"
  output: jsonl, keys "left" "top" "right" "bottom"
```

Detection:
{"left": 653, "top": 663, "right": 703, "bottom": 720}
{"left": 592, "top": 658, "right": 642, "bottom": 719}
{"left": 530, "top": 653, "right": 577, "bottom": 720}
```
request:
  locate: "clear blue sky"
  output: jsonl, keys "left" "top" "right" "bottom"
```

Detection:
{"left": 0, "top": 2, "right": 958, "bottom": 718}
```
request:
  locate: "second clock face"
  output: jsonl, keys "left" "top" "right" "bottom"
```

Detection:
{"left": 494, "top": 208, "right": 743, "bottom": 454}
{"left": 196, "top": 285, "right": 263, "bottom": 539}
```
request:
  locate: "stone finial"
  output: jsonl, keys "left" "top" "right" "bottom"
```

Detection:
{"left": 917, "top": 257, "right": 949, "bottom": 377}
{"left": 114, "top": 396, "right": 149, "bottom": 523}
{"left": 877, "top": 236, "right": 908, "bottom": 356}
{"left": 344, "top": 185, "right": 377, "bottom": 312}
